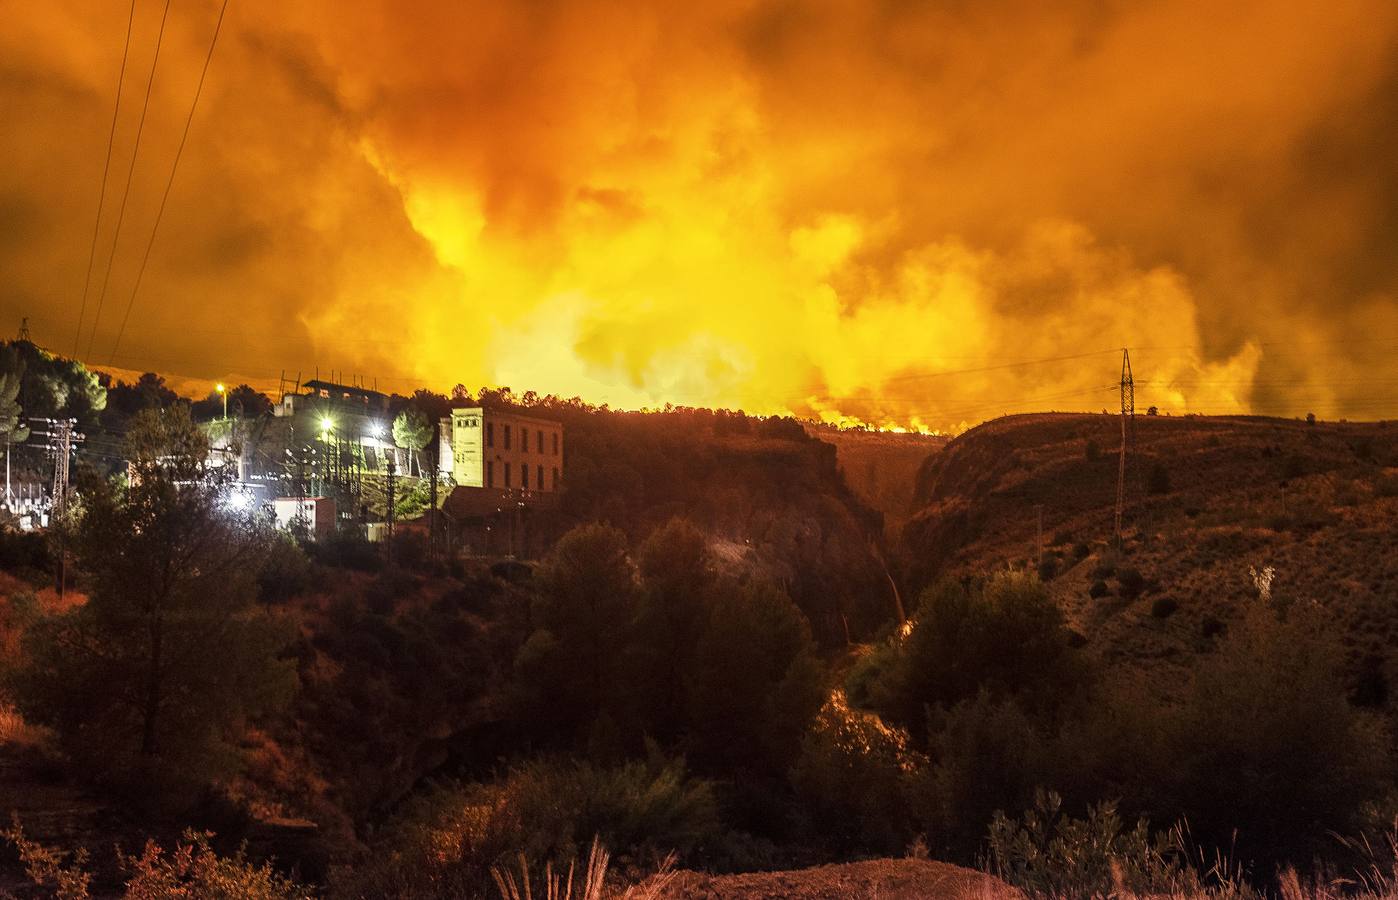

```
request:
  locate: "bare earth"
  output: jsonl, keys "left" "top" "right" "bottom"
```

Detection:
{"left": 666, "top": 859, "right": 1017, "bottom": 899}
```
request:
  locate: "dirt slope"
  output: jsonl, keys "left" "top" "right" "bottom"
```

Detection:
{"left": 900, "top": 412, "right": 1398, "bottom": 693}
{"left": 667, "top": 858, "right": 1016, "bottom": 899}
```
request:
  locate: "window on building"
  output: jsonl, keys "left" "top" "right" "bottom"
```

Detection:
{"left": 524, "top": 429, "right": 530, "bottom": 452}
{"left": 537, "top": 430, "right": 544, "bottom": 454}
{"left": 521, "top": 465, "right": 529, "bottom": 489}
{"left": 504, "top": 425, "right": 512, "bottom": 450}
{"left": 537, "top": 465, "right": 544, "bottom": 491}
{"left": 487, "top": 422, "right": 494, "bottom": 448}
{"left": 553, "top": 467, "right": 560, "bottom": 490}
{"left": 552, "top": 432, "right": 559, "bottom": 455}
{"left": 487, "top": 460, "right": 494, "bottom": 488}
{"left": 504, "top": 462, "right": 511, "bottom": 487}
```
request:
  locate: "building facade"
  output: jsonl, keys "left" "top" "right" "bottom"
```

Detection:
{"left": 441, "top": 407, "right": 563, "bottom": 498}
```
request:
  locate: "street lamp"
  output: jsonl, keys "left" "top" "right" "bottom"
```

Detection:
{"left": 215, "top": 382, "right": 227, "bottom": 420}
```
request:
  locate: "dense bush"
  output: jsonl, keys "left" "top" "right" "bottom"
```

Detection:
{"left": 1156, "top": 601, "right": 1391, "bottom": 869}
{"left": 337, "top": 755, "right": 719, "bottom": 899}
{"left": 987, "top": 791, "right": 1213, "bottom": 898}
{"left": 920, "top": 692, "right": 1050, "bottom": 860}
{"left": 848, "top": 572, "right": 1089, "bottom": 739}
{"left": 791, "top": 692, "right": 923, "bottom": 854}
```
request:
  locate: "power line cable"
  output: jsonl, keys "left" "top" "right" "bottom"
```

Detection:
{"left": 72, "top": 0, "right": 138, "bottom": 358}
{"left": 84, "top": 0, "right": 173, "bottom": 361}
{"left": 108, "top": 0, "right": 231, "bottom": 366}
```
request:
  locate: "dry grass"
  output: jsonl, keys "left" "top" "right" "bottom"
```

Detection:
{"left": 492, "top": 838, "right": 679, "bottom": 900}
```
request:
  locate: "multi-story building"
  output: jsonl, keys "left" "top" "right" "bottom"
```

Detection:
{"left": 440, "top": 406, "right": 563, "bottom": 498}
{"left": 437, "top": 405, "right": 564, "bottom": 557}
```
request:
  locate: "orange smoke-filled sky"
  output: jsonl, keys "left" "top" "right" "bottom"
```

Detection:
{"left": 2, "top": 0, "right": 1397, "bottom": 429}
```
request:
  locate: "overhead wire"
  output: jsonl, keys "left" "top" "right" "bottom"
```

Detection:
{"left": 108, "top": 0, "right": 232, "bottom": 366}
{"left": 84, "top": 0, "right": 173, "bottom": 361}
{"left": 72, "top": 0, "right": 138, "bottom": 358}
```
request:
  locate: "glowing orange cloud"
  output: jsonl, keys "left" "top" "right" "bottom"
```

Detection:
{"left": 2, "top": 0, "right": 1396, "bottom": 428}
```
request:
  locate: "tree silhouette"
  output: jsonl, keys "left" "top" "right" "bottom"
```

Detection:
{"left": 7, "top": 405, "right": 294, "bottom": 802}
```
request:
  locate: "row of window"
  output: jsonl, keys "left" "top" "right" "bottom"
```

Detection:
{"left": 486, "top": 461, "right": 560, "bottom": 491}
{"left": 485, "top": 422, "right": 560, "bottom": 455}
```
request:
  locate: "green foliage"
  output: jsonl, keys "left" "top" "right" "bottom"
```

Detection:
{"left": 685, "top": 580, "right": 825, "bottom": 778}
{"left": 4, "top": 406, "right": 295, "bottom": 806}
{"left": 120, "top": 830, "right": 313, "bottom": 900}
{"left": 393, "top": 407, "right": 433, "bottom": 452}
{"left": 631, "top": 518, "right": 715, "bottom": 741}
{"left": 986, "top": 791, "right": 1226, "bottom": 899}
{"left": 339, "top": 755, "right": 718, "bottom": 899}
{"left": 1, "top": 821, "right": 312, "bottom": 900}
{"left": 0, "top": 345, "right": 31, "bottom": 445}
{"left": 791, "top": 692, "right": 924, "bottom": 854}
{"left": 849, "top": 572, "right": 1088, "bottom": 739}
{"left": 1159, "top": 601, "right": 1392, "bottom": 868}
{"left": 5, "top": 340, "right": 106, "bottom": 428}
{"left": 920, "top": 692, "right": 1049, "bottom": 860}
{"left": 516, "top": 524, "right": 638, "bottom": 741}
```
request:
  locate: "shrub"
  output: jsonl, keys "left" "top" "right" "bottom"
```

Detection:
{"left": 338, "top": 755, "right": 719, "bottom": 899}
{"left": 1072, "top": 542, "right": 1091, "bottom": 561}
{"left": 1150, "top": 597, "right": 1179, "bottom": 619}
{"left": 1088, "top": 580, "right": 1109, "bottom": 599}
{"left": 1037, "top": 556, "right": 1058, "bottom": 581}
{"left": 686, "top": 581, "right": 825, "bottom": 778}
{"left": 849, "top": 572, "right": 1089, "bottom": 738}
{"left": 986, "top": 791, "right": 1212, "bottom": 898}
{"left": 1116, "top": 567, "right": 1145, "bottom": 600}
{"left": 1, "top": 823, "right": 313, "bottom": 900}
{"left": 1146, "top": 462, "right": 1171, "bottom": 495}
{"left": 1162, "top": 601, "right": 1392, "bottom": 870}
{"left": 792, "top": 692, "right": 924, "bottom": 854}
{"left": 1200, "top": 615, "right": 1226, "bottom": 639}
{"left": 920, "top": 693, "right": 1049, "bottom": 861}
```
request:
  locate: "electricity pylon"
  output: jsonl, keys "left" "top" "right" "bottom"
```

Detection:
{"left": 1114, "top": 348, "right": 1134, "bottom": 545}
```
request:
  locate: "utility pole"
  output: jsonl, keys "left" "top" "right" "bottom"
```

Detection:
{"left": 385, "top": 457, "right": 396, "bottom": 566}
{"left": 17, "top": 317, "right": 30, "bottom": 342}
{"left": 1114, "top": 348, "right": 1135, "bottom": 547}
{"left": 427, "top": 425, "right": 439, "bottom": 562}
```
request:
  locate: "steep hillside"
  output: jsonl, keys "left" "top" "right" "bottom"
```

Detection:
{"left": 900, "top": 412, "right": 1398, "bottom": 693}
{"left": 496, "top": 402, "right": 900, "bottom": 644}
{"left": 807, "top": 426, "right": 948, "bottom": 538}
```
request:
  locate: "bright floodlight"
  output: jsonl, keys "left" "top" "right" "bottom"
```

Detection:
{"left": 215, "top": 382, "right": 225, "bottom": 394}
{"left": 366, "top": 421, "right": 384, "bottom": 437}
{"left": 320, "top": 416, "right": 334, "bottom": 431}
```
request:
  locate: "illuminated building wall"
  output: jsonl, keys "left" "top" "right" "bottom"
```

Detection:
{"left": 445, "top": 407, "right": 563, "bottom": 496}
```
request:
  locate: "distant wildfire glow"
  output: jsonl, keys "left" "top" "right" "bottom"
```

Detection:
{"left": 3, "top": 1, "right": 1397, "bottom": 429}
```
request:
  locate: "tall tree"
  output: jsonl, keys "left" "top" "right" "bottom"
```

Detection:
{"left": 0, "top": 346, "right": 31, "bottom": 446}
{"left": 392, "top": 407, "right": 432, "bottom": 476}
{"left": 515, "top": 524, "right": 639, "bottom": 745}
{"left": 6, "top": 405, "right": 294, "bottom": 800}
{"left": 632, "top": 518, "right": 714, "bottom": 740}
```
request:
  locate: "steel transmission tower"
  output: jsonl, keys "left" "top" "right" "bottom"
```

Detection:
{"left": 1114, "top": 349, "right": 1134, "bottom": 545}
{"left": 40, "top": 418, "right": 82, "bottom": 596}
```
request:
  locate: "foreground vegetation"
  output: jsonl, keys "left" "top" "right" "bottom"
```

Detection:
{"left": 1, "top": 362, "right": 1397, "bottom": 896}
